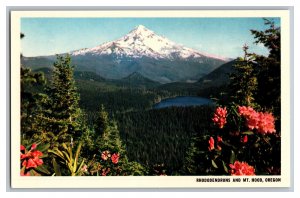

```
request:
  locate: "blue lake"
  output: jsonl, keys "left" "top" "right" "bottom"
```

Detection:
{"left": 153, "top": 96, "right": 214, "bottom": 109}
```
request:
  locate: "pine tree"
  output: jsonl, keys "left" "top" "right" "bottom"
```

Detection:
{"left": 43, "top": 55, "right": 82, "bottom": 145}
{"left": 251, "top": 19, "right": 281, "bottom": 117}
{"left": 95, "top": 105, "right": 126, "bottom": 154}
{"left": 95, "top": 104, "right": 109, "bottom": 136}
{"left": 229, "top": 45, "right": 258, "bottom": 106}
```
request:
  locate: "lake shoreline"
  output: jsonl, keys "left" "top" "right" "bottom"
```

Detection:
{"left": 153, "top": 96, "right": 215, "bottom": 109}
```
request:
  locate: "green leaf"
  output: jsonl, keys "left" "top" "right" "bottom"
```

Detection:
{"left": 36, "top": 143, "right": 50, "bottom": 152}
{"left": 48, "top": 149, "right": 64, "bottom": 159}
{"left": 222, "top": 160, "right": 228, "bottom": 173}
{"left": 62, "top": 151, "right": 71, "bottom": 162}
{"left": 29, "top": 169, "right": 36, "bottom": 176}
{"left": 241, "top": 131, "right": 254, "bottom": 135}
{"left": 229, "top": 150, "right": 236, "bottom": 164}
{"left": 73, "top": 142, "right": 82, "bottom": 173}
{"left": 211, "top": 160, "right": 218, "bottom": 169}
{"left": 40, "top": 153, "right": 48, "bottom": 159}
{"left": 222, "top": 141, "right": 237, "bottom": 150}
{"left": 263, "top": 136, "right": 271, "bottom": 145}
{"left": 35, "top": 165, "right": 51, "bottom": 175}
{"left": 231, "top": 105, "right": 240, "bottom": 116}
{"left": 52, "top": 158, "right": 62, "bottom": 176}
{"left": 76, "top": 159, "right": 85, "bottom": 175}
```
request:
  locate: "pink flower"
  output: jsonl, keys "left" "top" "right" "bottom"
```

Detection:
{"left": 31, "top": 143, "right": 37, "bottom": 150}
{"left": 33, "top": 157, "right": 43, "bottom": 166}
{"left": 229, "top": 161, "right": 255, "bottom": 176}
{"left": 238, "top": 106, "right": 276, "bottom": 134}
{"left": 20, "top": 145, "right": 26, "bottom": 151}
{"left": 81, "top": 165, "right": 88, "bottom": 172}
{"left": 20, "top": 143, "right": 44, "bottom": 170}
{"left": 208, "top": 137, "right": 215, "bottom": 151}
{"left": 217, "top": 136, "right": 223, "bottom": 142}
{"left": 241, "top": 135, "right": 248, "bottom": 143}
{"left": 20, "top": 153, "right": 28, "bottom": 159}
{"left": 101, "top": 150, "right": 110, "bottom": 161}
{"left": 101, "top": 168, "right": 110, "bottom": 176}
{"left": 212, "top": 107, "right": 227, "bottom": 128}
{"left": 257, "top": 112, "right": 276, "bottom": 134}
{"left": 111, "top": 153, "right": 120, "bottom": 164}
{"left": 246, "top": 111, "right": 260, "bottom": 130}
{"left": 26, "top": 158, "right": 38, "bottom": 169}
{"left": 238, "top": 106, "right": 255, "bottom": 117}
{"left": 31, "top": 150, "right": 43, "bottom": 158}
{"left": 22, "top": 160, "right": 27, "bottom": 167}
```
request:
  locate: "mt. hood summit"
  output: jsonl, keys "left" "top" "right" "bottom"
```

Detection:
{"left": 71, "top": 25, "right": 227, "bottom": 61}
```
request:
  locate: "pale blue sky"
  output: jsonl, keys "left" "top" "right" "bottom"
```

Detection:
{"left": 21, "top": 17, "right": 280, "bottom": 58}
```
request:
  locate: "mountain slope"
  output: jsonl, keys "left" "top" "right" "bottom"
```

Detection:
{"left": 198, "top": 60, "right": 236, "bottom": 87}
{"left": 114, "top": 72, "right": 161, "bottom": 88}
{"left": 22, "top": 25, "right": 229, "bottom": 84}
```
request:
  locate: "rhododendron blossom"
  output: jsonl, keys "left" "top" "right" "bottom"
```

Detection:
{"left": 20, "top": 143, "right": 44, "bottom": 173}
{"left": 208, "top": 137, "right": 215, "bottom": 151}
{"left": 238, "top": 106, "right": 276, "bottom": 134}
{"left": 81, "top": 165, "right": 88, "bottom": 172}
{"left": 242, "top": 135, "right": 248, "bottom": 143}
{"left": 256, "top": 112, "right": 276, "bottom": 134}
{"left": 111, "top": 153, "right": 120, "bottom": 164}
{"left": 238, "top": 106, "right": 255, "bottom": 117}
{"left": 229, "top": 161, "right": 255, "bottom": 176}
{"left": 212, "top": 107, "right": 227, "bottom": 128}
{"left": 20, "top": 145, "right": 25, "bottom": 151}
{"left": 31, "top": 143, "right": 37, "bottom": 150}
{"left": 101, "top": 167, "right": 110, "bottom": 176}
{"left": 217, "top": 136, "right": 223, "bottom": 142}
{"left": 101, "top": 150, "right": 111, "bottom": 161}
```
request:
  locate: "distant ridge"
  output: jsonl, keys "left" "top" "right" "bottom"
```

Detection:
{"left": 119, "top": 72, "right": 161, "bottom": 88}
{"left": 198, "top": 60, "right": 236, "bottom": 86}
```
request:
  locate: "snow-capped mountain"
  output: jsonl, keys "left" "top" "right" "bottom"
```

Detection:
{"left": 71, "top": 25, "right": 227, "bottom": 61}
{"left": 22, "top": 25, "right": 229, "bottom": 83}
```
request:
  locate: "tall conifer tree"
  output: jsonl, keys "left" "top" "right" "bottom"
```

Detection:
{"left": 43, "top": 55, "right": 82, "bottom": 145}
{"left": 229, "top": 45, "right": 258, "bottom": 106}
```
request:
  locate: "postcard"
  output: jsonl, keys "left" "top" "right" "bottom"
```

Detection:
{"left": 10, "top": 9, "right": 292, "bottom": 188}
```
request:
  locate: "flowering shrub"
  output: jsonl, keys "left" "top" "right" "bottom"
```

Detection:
{"left": 204, "top": 104, "right": 280, "bottom": 175}
{"left": 20, "top": 143, "right": 50, "bottom": 176}
{"left": 82, "top": 150, "right": 121, "bottom": 176}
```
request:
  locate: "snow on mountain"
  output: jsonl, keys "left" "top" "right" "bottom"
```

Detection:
{"left": 71, "top": 25, "right": 228, "bottom": 61}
